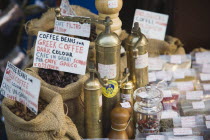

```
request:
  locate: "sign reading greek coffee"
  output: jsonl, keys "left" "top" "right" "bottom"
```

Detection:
{"left": 33, "top": 31, "right": 90, "bottom": 75}
{"left": 54, "top": 0, "right": 91, "bottom": 38}
{"left": 0, "top": 62, "right": 41, "bottom": 114}
{"left": 133, "top": 9, "right": 168, "bottom": 40}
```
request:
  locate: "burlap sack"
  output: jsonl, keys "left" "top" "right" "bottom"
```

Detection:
{"left": 2, "top": 86, "right": 81, "bottom": 140}
{"left": 25, "top": 67, "right": 89, "bottom": 101}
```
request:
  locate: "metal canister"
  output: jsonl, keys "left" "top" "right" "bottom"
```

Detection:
{"left": 95, "top": 17, "right": 121, "bottom": 136}
{"left": 84, "top": 70, "right": 103, "bottom": 138}
{"left": 125, "top": 22, "right": 149, "bottom": 88}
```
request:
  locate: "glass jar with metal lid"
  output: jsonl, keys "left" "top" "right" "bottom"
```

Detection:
{"left": 133, "top": 84, "right": 163, "bottom": 134}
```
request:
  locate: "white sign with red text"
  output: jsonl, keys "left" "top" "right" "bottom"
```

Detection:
{"left": 133, "top": 9, "right": 169, "bottom": 40}
{"left": 0, "top": 62, "right": 41, "bottom": 114}
{"left": 54, "top": 0, "right": 91, "bottom": 37}
{"left": 33, "top": 31, "right": 90, "bottom": 75}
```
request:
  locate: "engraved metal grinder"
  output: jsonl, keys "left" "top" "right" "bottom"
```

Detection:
{"left": 125, "top": 22, "right": 149, "bottom": 89}
{"left": 84, "top": 63, "right": 108, "bottom": 138}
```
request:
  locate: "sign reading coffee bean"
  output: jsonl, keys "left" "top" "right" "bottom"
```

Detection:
{"left": 0, "top": 62, "right": 41, "bottom": 114}
{"left": 33, "top": 31, "right": 90, "bottom": 75}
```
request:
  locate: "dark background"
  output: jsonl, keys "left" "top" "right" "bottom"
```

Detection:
{"left": 119, "top": 0, "right": 210, "bottom": 53}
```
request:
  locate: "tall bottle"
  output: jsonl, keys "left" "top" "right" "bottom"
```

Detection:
{"left": 125, "top": 22, "right": 149, "bottom": 89}
{"left": 95, "top": 16, "right": 121, "bottom": 136}
{"left": 84, "top": 65, "right": 103, "bottom": 138}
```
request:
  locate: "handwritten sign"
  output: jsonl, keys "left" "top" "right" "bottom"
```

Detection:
{"left": 148, "top": 57, "right": 163, "bottom": 71}
{"left": 120, "top": 102, "right": 131, "bottom": 108}
{"left": 98, "top": 63, "right": 116, "bottom": 79}
{"left": 170, "top": 55, "right": 182, "bottom": 64}
{"left": 200, "top": 73, "right": 210, "bottom": 81}
{"left": 202, "top": 64, "right": 210, "bottom": 73}
{"left": 203, "top": 84, "right": 210, "bottom": 91}
{"left": 33, "top": 31, "right": 90, "bottom": 75}
{"left": 149, "top": 72, "right": 157, "bottom": 82}
{"left": 133, "top": 9, "right": 168, "bottom": 40}
{"left": 161, "top": 110, "right": 178, "bottom": 119}
{"left": 181, "top": 116, "right": 196, "bottom": 128}
{"left": 54, "top": 0, "right": 91, "bottom": 38}
{"left": 135, "top": 53, "right": 148, "bottom": 69}
{"left": 192, "top": 101, "right": 205, "bottom": 109}
{"left": 0, "top": 62, "right": 41, "bottom": 114}
{"left": 176, "top": 82, "right": 194, "bottom": 91}
{"left": 173, "top": 128, "right": 193, "bottom": 136}
{"left": 146, "top": 135, "right": 165, "bottom": 140}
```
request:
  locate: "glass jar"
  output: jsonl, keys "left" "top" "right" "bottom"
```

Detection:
{"left": 134, "top": 85, "right": 163, "bottom": 134}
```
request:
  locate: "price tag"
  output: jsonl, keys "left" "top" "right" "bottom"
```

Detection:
{"left": 170, "top": 55, "right": 182, "bottom": 64}
{"left": 121, "top": 93, "right": 131, "bottom": 101}
{"left": 1, "top": 62, "right": 41, "bottom": 114}
{"left": 181, "top": 116, "right": 196, "bottom": 128}
{"left": 195, "top": 52, "right": 210, "bottom": 64}
{"left": 133, "top": 9, "right": 169, "bottom": 40}
{"left": 161, "top": 110, "right": 178, "bottom": 119}
{"left": 205, "top": 115, "right": 210, "bottom": 121}
{"left": 176, "top": 82, "right": 194, "bottom": 91}
{"left": 192, "top": 101, "right": 205, "bottom": 109}
{"left": 203, "top": 84, "right": 210, "bottom": 91}
{"left": 33, "top": 31, "right": 90, "bottom": 75}
{"left": 206, "top": 121, "right": 210, "bottom": 129}
{"left": 200, "top": 73, "right": 210, "bottom": 81}
{"left": 108, "top": 0, "right": 118, "bottom": 8}
{"left": 173, "top": 70, "right": 185, "bottom": 79}
{"left": 155, "top": 71, "right": 172, "bottom": 81}
{"left": 54, "top": 0, "right": 91, "bottom": 38}
{"left": 146, "top": 135, "right": 165, "bottom": 140}
{"left": 149, "top": 72, "right": 157, "bottom": 82}
{"left": 162, "top": 90, "right": 172, "bottom": 97}
{"left": 135, "top": 53, "right": 148, "bottom": 69}
{"left": 186, "top": 90, "right": 203, "bottom": 100}
{"left": 120, "top": 102, "right": 131, "bottom": 108}
{"left": 202, "top": 64, "right": 210, "bottom": 73}
{"left": 173, "top": 128, "right": 193, "bottom": 136}
{"left": 148, "top": 57, "right": 163, "bottom": 71}
{"left": 98, "top": 63, "right": 116, "bottom": 79}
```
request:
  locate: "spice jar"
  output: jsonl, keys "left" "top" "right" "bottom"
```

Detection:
{"left": 134, "top": 85, "right": 163, "bottom": 134}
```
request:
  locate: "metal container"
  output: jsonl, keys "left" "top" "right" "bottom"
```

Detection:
{"left": 84, "top": 69, "right": 103, "bottom": 138}
{"left": 95, "top": 17, "right": 121, "bottom": 136}
{"left": 134, "top": 85, "right": 163, "bottom": 134}
{"left": 125, "top": 22, "right": 149, "bottom": 89}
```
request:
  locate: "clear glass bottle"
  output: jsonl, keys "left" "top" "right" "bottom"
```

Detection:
{"left": 134, "top": 84, "right": 163, "bottom": 134}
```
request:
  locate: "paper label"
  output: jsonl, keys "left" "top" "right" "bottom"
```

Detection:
{"left": 0, "top": 62, "right": 41, "bottom": 114}
{"left": 186, "top": 90, "right": 203, "bottom": 100}
{"left": 161, "top": 110, "right": 179, "bottom": 119}
{"left": 181, "top": 116, "right": 196, "bottom": 128}
{"left": 162, "top": 90, "right": 172, "bottom": 97}
{"left": 108, "top": 0, "right": 118, "bottom": 8}
{"left": 135, "top": 53, "right": 148, "bottom": 69}
{"left": 155, "top": 71, "right": 172, "bottom": 81}
{"left": 102, "top": 80, "right": 118, "bottom": 98}
{"left": 195, "top": 52, "right": 210, "bottom": 64}
{"left": 133, "top": 9, "right": 168, "bottom": 40}
{"left": 200, "top": 73, "right": 210, "bottom": 81}
{"left": 98, "top": 63, "right": 116, "bottom": 79}
{"left": 149, "top": 72, "right": 157, "bottom": 82}
{"left": 205, "top": 115, "right": 210, "bottom": 120}
{"left": 173, "top": 128, "right": 193, "bottom": 136}
{"left": 148, "top": 57, "right": 163, "bottom": 71}
{"left": 146, "top": 135, "right": 165, "bottom": 140}
{"left": 54, "top": 0, "right": 91, "bottom": 38}
{"left": 206, "top": 121, "right": 210, "bottom": 129}
{"left": 120, "top": 102, "right": 131, "bottom": 108}
{"left": 176, "top": 82, "right": 194, "bottom": 91}
{"left": 99, "top": 95, "right": 102, "bottom": 107}
{"left": 203, "top": 84, "right": 210, "bottom": 91}
{"left": 121, "top": 93, "right": 131, "bottom": 101}
{"left": 170, "top": 55, "right": 182, "bottom": 64}
{"left": 202, "top": 64, "right": 210, "bottom": 73}
{"left": 33, "top": 31, "right": 90, "bottom": 75}
{"left": 192, "top": 101, "right": 205, "bottom": 109}
{"left": 173, "top": 70, "right": 185, "bottom": 79}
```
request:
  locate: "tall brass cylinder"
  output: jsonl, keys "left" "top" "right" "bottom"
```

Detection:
{"left": 125, "top": 22, "right": 149, "bottom": 89}
{"left": 84, "top": 72, "right": 103, "bottom": 138}
{"left": 95, "top": 17, "right": 121, "bottom": 136}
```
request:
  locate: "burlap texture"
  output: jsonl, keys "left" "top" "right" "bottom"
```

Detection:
{"left": 2, "top": 86, "right": 81, "bottom": 140}
{"left": 25, "top": 67, "right": 89, "bottom": 101}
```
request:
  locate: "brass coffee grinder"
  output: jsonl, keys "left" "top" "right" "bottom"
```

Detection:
{"left": 125, "top": 22, "right": 149, "bottom": 89}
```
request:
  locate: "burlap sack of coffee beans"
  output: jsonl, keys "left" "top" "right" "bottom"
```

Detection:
{"left": 2, "top": 86, "right": 81, "bottom": 140}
